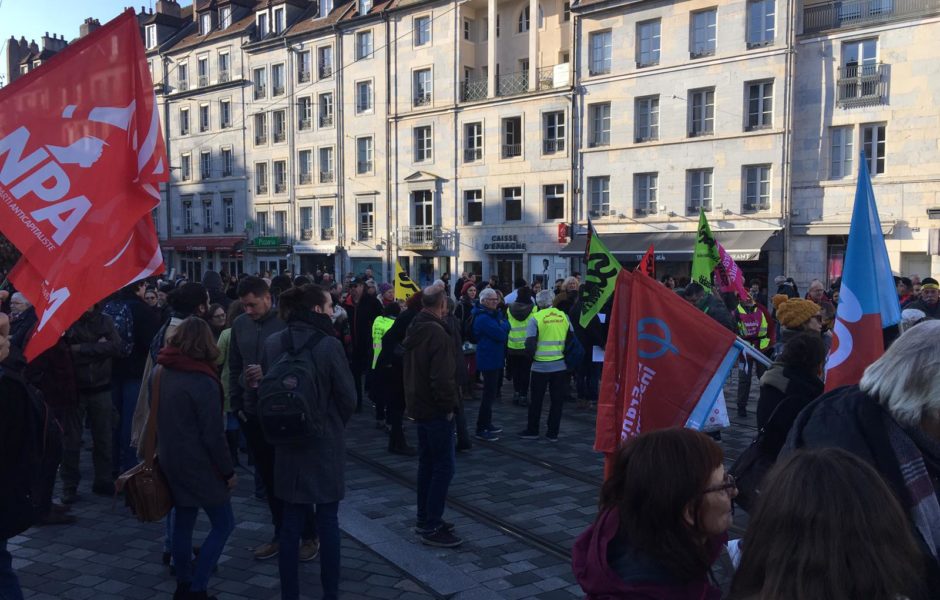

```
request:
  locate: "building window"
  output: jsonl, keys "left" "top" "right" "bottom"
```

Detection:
{"left": 356, "top": 31, "right": 373, "bottom": 60}
{"left": 183, "top": 198, "right": 194, "bottom": 233}
{"left": 464, "top": 19, "right": 473, "bottom": 40}
{"left": 359, "top": 0, "right": 372, "bottom": 15}
{"left": 320, "top": 206, "right": 335, "bottom": 240}
{"left": 588, "top": 176, "right": 610, "bottom": 217}
{"left": 589, "top": 31, "right": 612, "bottom": 75}
{"left": 465, "top": 189, "right": 483, "bottom": 224}
{"left": 588, "top": 102, "right": 611, "bottom": 147}
{"left": 689, "top": 88, "right": 714, "bottom": 137}
{"left": 501, "top": 116, "right": 522, "bottom": 158}
{"left": 145, "top": 25, "right": 157, "bottom": 49}
{"left": 503, "top": 187, "right": 522, "bottom": 222}
{"left": 743, "top": 165, "right": 771, "bottom": 212}
{"left": 319, "top": 147, "right": 334, "bottom": 182}
{"left": 297, "top": 50, "right": 311, "bottom": 82}
{"left": 257, "top": 211, "right": 271, "bottom": 237}
{"left": 199, "top": 103, "right": 210, "bottom": 132}
{"left": 563, "top": 2, "right": 571, "bottom": 21}
{"left": 320, "top": 0, "right": 334, "bottom": 18}
{"left": 687, "top": 169, "right": 713, "bottom": 213}
{"left": 202, "top": 200, "right": 213, "bottom": 232}
{"left": 200, "top": 150, "right": 211, "bottom": 179}
{"left": 746, "top": 80, "right": 773, "bottom": 130}
{"left": 829, "top": 126, "right": 854, "bottom": 179}
{"left": 358, "top": 202, "right": 374, "bottom": 239}
{"left": 273, "top": 110, "right": 286, "bottom": 143}
{"left": 840, "top": 39, "right": 880, "bottom": 105}
{"left": 178, "top": 62, "right": 189, "bottom": 91}
{"left": 518, "top": 6, "right": 530, "bottom": 32}
{"left": 179, "top": 107, "right": 190, "bottom": 136}
{"left": 318, "top": 93, "right": 334, "bottom": 127}
{"left": 544, "top": 184, "right": 564, "bottom": 220}
{"left": 221, "top": 147, "right": 233, "bottom": 177}
{"left": 197, "top": 56, "right": 209, "bottom": 87}
{"left": 635, "top": 96, "right": 659, "bottom": 142}
{"left": 223, "top": 196, "right": 234, "bottom": 232}
{"left": 273, "top": 6, "right": 286, "bottom": 34}
{"left": 413, "top": 69, "right": 433, "bottom": 107}
{"left": 254, "top": 113, "right": 268, "bottom": 145}
{"left": 300, "top": 206, "right": 313, "bottom": 237}
{"left": 272, "top": 64, "right": 285, "bottom": 95}
{"left": 256, "top": 11, "right": 270, "bottom": 37}
{"left": 543, "top": 111, "right": 565, "bottom": 154}
{"left": 414, "top": 126, "right": 433, "bottom": 162}
{"left": 253, "top": 67, "right": 266, "bottom": 99}
{"left": 297, "top": 97, "right": 312, "bottom": 130}
{"left": 415, "top": 16, "right": 431, "bottom": 46}
{"left": 636, "top": 19, "right": 661, "bottom": 67}
{"left": 747, "top": 0, "right": 775, "bottom": 47}
{"left": 180, "top": 153, "right": 191, "bottom": 181}
{"left": 218, "top": 51, "right": 230, "bottom": 82}
{"left": 220, "top": 6, "right": 232, "bottom": 29}
{"left": 255, "top": 163, "right": 269, "bottom": 194}
{"left": 317, "top": 46, "right": 333, "bottom": 78}
{"left": 220, "top": 99, "right": 231, "bottom": 128}
{"left": 357, "top": 137, "right": 374, "bottom": 174}
{"left": 464, "top": 122, "right": 483, "bottom": 162}
{"left": 356, "top": 81, "right": 373, "bottom": 114}
{"left": 200, "top": 13, "right": 211, "bottom": 35}
{"left": 298, "top": 150, "right": 313, "bottom": 184}
{"left": 634, "top": 173, "right": 658, "bottom": 216}
{"left": 274, "top": 160, "right": 287, "bottom": 193}
{"left": 862, "top": 123, "right": 886, "bottom": 174}
{"left": 274, "top": 210, "right": 287, "bottom": 238}
{"left": 690, "top": 9, "right": 717, "bottom": 57}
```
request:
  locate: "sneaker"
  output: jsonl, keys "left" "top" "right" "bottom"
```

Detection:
{"left": 475, "top": 430, "right": 499, "bottom": 441}
{"left": 253, "top": 541, "right": 279, "bottom": 560}
{"left": 420, "top": 527, "right": 463, "bottom": 548}
{"left": 486, "top": 424, "right": 503, "bottom": 434}
{"left": 545, "top": 434, "right": 559, "bottom": 443}
{"left": 299, "top": 539, "right": 320, "bottom": 562}
{"left": 518, "top": 430, "right": 540, "bottom": 440}
{"left": 414, "top": 520, "right": 455, "bottom": 534}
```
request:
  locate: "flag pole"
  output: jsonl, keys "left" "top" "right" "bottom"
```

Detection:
{"left": 734, "top": 339, "right": 772, "bottom": 368}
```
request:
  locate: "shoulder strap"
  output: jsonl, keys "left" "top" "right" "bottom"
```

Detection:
{"left": 143, "top": 365, "right": 163, "bottom": 467}
{"left": 759, "top": 391, "right": 797, "bottom": 436}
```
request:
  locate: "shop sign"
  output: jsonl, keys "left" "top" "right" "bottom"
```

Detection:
{"left": 252, "top": 236, "right": 283, "bottom": 248}
{"left": 484, "top": 234, "right": 527, "bottom": 252}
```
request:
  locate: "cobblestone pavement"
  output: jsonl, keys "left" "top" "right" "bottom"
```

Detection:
{"left": 11, "top": 367, "right": 760, "bottom": 599}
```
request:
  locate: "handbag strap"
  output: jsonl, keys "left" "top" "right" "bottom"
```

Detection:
{"left": 142, "top": 365, "right": 164, "bottom": 468}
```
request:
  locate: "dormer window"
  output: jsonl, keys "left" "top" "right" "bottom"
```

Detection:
{"left": 359, "top": 0, "right": 372, "bottom": 14}
{"left": 319, "top": 0, "right": 334, "bottom": 18}
{"left": 145, "top": 24, "right": 157, "bottom": 49}
{"left": 257, "top": 11, "right": 270, "bottom": 37}
{"left": 199, "top": 13, "right": 211, "bottom": 35}
{"left": 274, "top": 7, "right": 286, "bottom": 33}
{"left": 219, "top": 7, "right": 232, "bottom": 29}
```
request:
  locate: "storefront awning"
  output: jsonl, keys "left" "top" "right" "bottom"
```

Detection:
{"left": 560, "top": 229, "right": 781, "bottom": 262}
{"left": 790, "top": 222, "right": 894, "bottom": 236}
{"left": 161, "top": 236, "right": 246, "bottom": 252}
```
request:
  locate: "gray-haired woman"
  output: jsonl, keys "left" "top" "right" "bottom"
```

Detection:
{"left": 783, "top": 320, "right": 940, "bottom": 593}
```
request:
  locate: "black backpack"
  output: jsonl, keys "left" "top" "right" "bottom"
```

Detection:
{"left": 258, "top": 331, "right": 326, "bottom": 446}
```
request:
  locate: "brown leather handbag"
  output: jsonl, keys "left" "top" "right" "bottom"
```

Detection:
{"left": 115, "top": 365, "right": 173, "bottom": 521}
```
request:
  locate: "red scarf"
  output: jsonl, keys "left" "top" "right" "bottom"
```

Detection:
{"left": 156, "top": 346, "right": 224, "bottom": 410}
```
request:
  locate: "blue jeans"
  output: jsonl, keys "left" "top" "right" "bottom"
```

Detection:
{"left": 476, "top": 370, "right": 500, "bottom": 433}
{"left": 279, "top": 501, "right": 340, "bottom": 600}
{"left": 416, "top": 417, "right": 456, "bottom": 530}
{"left": 173, "top": 502, "right": 235, "bottom": 592}
{"left": 112, "top": 378, "right": 142, "bottom": 473}
{"left": 0, "top": 539, "right": 23, "bottom": 600}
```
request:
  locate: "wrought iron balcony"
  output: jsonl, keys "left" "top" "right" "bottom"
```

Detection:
{"left": 256, "top": 184, "right": 268, "bottom": 194}
{"left": 273, "top": 130, "right": 286, "bottom": 143}
{"left": 301, "top": 228, "right": 313, "bottom": 240}
{"left": 273, "top": 85, "right": 285, "bottom": 96}
{"left": 358, "top": 225, "right": 374, "bottom": 240}
{"left": 219, "top": 71, "right": 230, "bottom": 83}
{"left": 413, "top": 93, "right": 432, "bottom": 107}
{"left": 501, "top": 143, "right": 522, "bottom": 159}
{"left": 461, "top": 78, "right": 487, "bottom": 102}
{"left": 299, "top": 172, "right": 312, "bottom": 184}
{"left": 803, "top": 0, "right": 939, "bottom": 33}
{"left": 321, "top": 227, "right": 335, "bottom": 240}
{"left": 274, "top": 181, "right": 286, "bottom": 194}
{"left": 318, "top": 62, "right": 333, "bottom": 78}
{"left": 298, "top": 70, "right": 311, "bottom": 83}
{"left": 254, "top": 85, "right": 266, "bottom": 100}
{"left": 464, "top": 147, "right": 483, "bottom": 162}
{"left": 198, "top": 75, "right": 209, "bottom": 87}
{"left": 178, "top": 80, "right": 189, "bottom": 91}
{"left": 837, "top": 63, "right": 888, "bottom": 107}
{"left": 399, "top": 225, "right": 443, "bottom": 250}
{"left": 319, "top": 114, "right": 334, "bottom": 128}
{"left": 634, "top": 204, "right": 658, "bottom": 217}
{"left": 320, "top": 171, "right": 335, "bottom": 183}
{"left": 299, "top": 118, "right": 311, "bottom": 130}
{"left": 357, "top": 161, "right": 372, "bottom": 174}
{"left": 543, "top": 139, "right": 564, "bottom": 154}
{"left": 535, "top": 65, "right": 556, "bottom": 91}
{"left": 255, "top": 134, "right": 267, "bottom": 145}
{"left": 496, "top": 71, "right": 529, "bottom": 97}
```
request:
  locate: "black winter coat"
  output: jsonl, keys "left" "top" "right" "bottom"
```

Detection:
{"left": 402, "top": 311, "right": 458, "bottom": 420}
{"left": 0, "top": 370, "right": 34, "bottom": 538}
{"left": 65, "top": 310, "right": 123, "bottom": 392}
{"left": 755, "top": 364, "right": 823, "bottom": 458}
{"left": 113, "top": 294, "right": 162, "bottom": 380}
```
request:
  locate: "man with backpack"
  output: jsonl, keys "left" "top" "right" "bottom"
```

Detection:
{"left": 230, "top": 277, "right": 318, "bottom": 562}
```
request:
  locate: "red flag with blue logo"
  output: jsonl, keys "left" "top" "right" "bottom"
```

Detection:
{"left": 824, "top": 155, "right": 901, "bottom": 390}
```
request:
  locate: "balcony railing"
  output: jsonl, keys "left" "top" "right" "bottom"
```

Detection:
{"left": 298, "top": 70, "right": 311, "bottom": 83}
{"left": 201, "top": 168, "right": 211, "bottom": 179}
{"left": 255, "top": 134, "right": 267, "bottom": 145}
{"left": 273, "top": 85, "right": 285, "bottom": 96}
{"left": 321, "top": 227, "right": 335, "bottom": 240}
{"left": 318, "top": 62, "right": 333, "bottom": 78}
{"left": 413, "top": 93, "right": 432, "bottom": 107}
{"left": 301, "top": 228, "right": 314, "bottom": 240}
{"left": 501, "top": 143, "right": 522, "bottom": 159}
{"left": 299, "top": 172, "right": 312, "bottom": 184}
{"left": 464, "top": 147, "right": 482, "bottom": 162}
{"left": 461, "top": 78, "right": 487, "bottom": 102}
{"left": 357, "top": 161, "right": 372, "bottom": 173}
{"left": 274, "top": 181, "right": 286, "bottom": 193}
{"left": 634, "top": 204, "right": 658, "bottom": 217}
{"left": 273, "top": 130, "right": 286, "bottom": 143}
{"left": 178, "top": 80, "right": 189, "bottom": 92}
{"left": 496, "top": 71, "right": 529, "bottom": 97}
{"left": 320, "top": 171, "right": 335, "bottom": 183}
{"left": 256, "top": 184, "right": 268, "bottom": 194}
{"left": 803, "top": 0, "right": 939, "bottom": 33}
{"left": 535, "top": 65, "right": 556, "bottom": 91}
{"left": 543, "top": 139, "right": 565, "bottom": 154}
{"left": 222, "top": 166, "right": 233, "bottom": 177}
{"left": 399, "top": 225, "right": 443, "bottom": 250}
{"left": 358, "top": 226, "right": 374, "bottom": 240}
{"left": 319, "top": 114, "right": 334, "bottom": 128}
{"left": 198, "top": 75, "right": 209, "bottom": 87}
{"left": 299, "top": 118, "right": 311, "bottom": 130}
{"left": 219, "top": 71, "right": 230, "bottom": 83}
{"left": 254, "top": 85, "right": 266, "bottom": 100}
{"left": 837, "top": 63, "right": 887, "bottom": 107}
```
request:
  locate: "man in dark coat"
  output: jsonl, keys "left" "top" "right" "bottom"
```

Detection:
{"left": 375, "top": 292, "right": 421, "bottom": 455}
{"left": 202, "top": 270, "right": 232, "bottom": 310}
{"left": 353, "top": 280, "right": 383, "bottom": 410}
{"left": 906, "top": 277, "right": 940, "bottom": 319}
{"left": 402, "top": 287, "right": 462, "bottom": 548}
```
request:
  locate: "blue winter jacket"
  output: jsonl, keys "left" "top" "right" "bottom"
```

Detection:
{"left": 472, "top": 305, "right": 510, "bottom": 371}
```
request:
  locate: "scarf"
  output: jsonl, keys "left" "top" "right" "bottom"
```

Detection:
{"left": 156, "top": 346, "right": 224, "bottom": 409}
{"left": 884, "top": 413, "right": 940, "bottom": 558}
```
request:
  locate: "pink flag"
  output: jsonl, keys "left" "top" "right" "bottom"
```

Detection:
{"left": 715, "top": 243, "right": 750, "bottom": 301}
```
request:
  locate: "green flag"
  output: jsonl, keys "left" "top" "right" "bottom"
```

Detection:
{"left": 580, "top": 221, "right": 622, "bottom": 328}
{"left": 691, "top": 209, "right": 720, "bottom": 290}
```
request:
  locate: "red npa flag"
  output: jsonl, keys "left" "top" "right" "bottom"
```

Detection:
{"left": 0, "top": 10, "right": 167, "bottom": 358}
{"left": 634, "top": 244, "right": 656, "bottom": 279}
{"left": 596, "top": 271, "right": 739, "bottom": 477}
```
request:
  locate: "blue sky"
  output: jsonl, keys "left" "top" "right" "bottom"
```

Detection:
{"left": 1, "top": 1, "right": 193, "bottom": 82}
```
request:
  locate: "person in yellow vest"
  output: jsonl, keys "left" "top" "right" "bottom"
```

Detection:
{"left": 370, "top": 302, "right": 400, "bottom": 430}
{"left": 735, "top": 294, "right": 775, "bottom": 418}
{"left": 506, "top": 287, "right": 536, "bottom": 407}
{"left": 518, "top": 290, "right": 572, "bottom": 442}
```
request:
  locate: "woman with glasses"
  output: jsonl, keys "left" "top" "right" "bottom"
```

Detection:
{"left": 206, "top": 303, "right": 227, "bottom": 340}
{"left": 730, "top": 448, "right": 926, "bottom": 600}
{"left": 573, "top": 428, "right": 736, "bottom": 599}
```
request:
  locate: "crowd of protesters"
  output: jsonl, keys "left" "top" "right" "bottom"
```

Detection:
{"left": 1, "top": 260, "right": 937, "bottom": 598}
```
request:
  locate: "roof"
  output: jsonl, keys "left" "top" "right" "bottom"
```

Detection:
{"left": 282, "top": 1, "right": 353, "bottom": 37}
{"left": 166, "top": 3, "right": 255, "bottom": 52}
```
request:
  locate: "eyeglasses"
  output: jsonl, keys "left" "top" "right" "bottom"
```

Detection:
{"left": 703, "top": 473, "right": 737, "bottom": 496}
{"left": 212, "top": 313, "right": 226, "bottom": 320}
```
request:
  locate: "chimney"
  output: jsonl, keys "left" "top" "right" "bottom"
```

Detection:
{"left": 80, "top": 18, "right": 101, "bottom": 38}
{"left": 28, "top": 41, "right": 39, "bottom": 54}
{"left": 155, "top": 0, "right": 182, "bottom": 19}
{"left": 41, "top": 32, "right": 66, "bottom": 52}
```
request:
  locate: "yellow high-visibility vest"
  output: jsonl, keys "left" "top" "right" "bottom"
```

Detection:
{"left": 506, "top": 309, "right": 534, "bottom": 350}
{"left": 371, "top": 316, "right": 395, "bottom": 368}
{"left": 736, "top": 305, "right": 770, "bottom": 351}
{"left": 532, "top": 308, "right": 569, "bottom": 362}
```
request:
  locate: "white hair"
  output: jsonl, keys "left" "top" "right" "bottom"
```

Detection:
{"left": 536, "top": 289, "right": 555, "bottom": 308}
{"left": 478, "top": 288, "right": 499, "bottom": 302}
{"left": 899, "top": 308, "right": 927, "bottom": 334}
{"left": 860, "top": 320, "right": 940, "bottom": 427}
{"left": 11, "top": 292, "right": 31, "bottom": 307}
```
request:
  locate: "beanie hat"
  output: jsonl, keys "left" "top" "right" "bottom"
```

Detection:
{"left": 772, "top": 294, "right": 789, "bottom": 311}
{"left": 776, "top": 298, "right": 820, "bottom": 329}
{"left": 460, "top": 281, "right": 477, "bottom": 297}
{"left": 379, "top": 282, "right": 392, "bottom": 295}
{"left": 201, "top": 270, "right": 223, "bottom": 291}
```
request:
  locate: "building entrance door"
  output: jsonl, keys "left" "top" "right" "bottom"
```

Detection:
{"left": 494, "top": 254, "right": 523, "bottom": 294}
